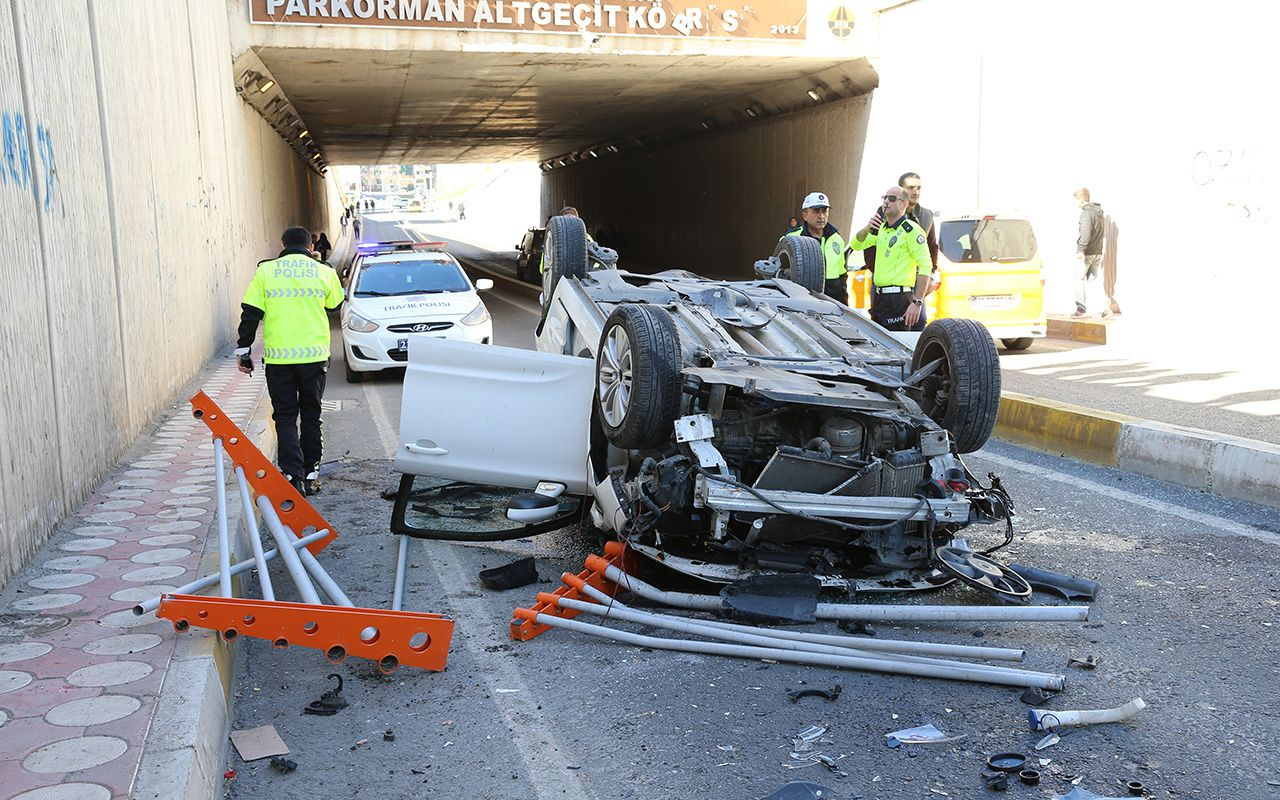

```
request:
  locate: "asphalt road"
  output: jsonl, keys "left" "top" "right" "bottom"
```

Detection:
{"left": 224, "top": 218, "right": 1280, "bottom": 799}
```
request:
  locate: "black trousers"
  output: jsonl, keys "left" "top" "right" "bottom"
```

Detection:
{"left": 870, "top": 292, "right": 927, "bottom": 331}
{"left": 264, "top": 361, "right": 328, "bottom": 480}
{"left": 823, "top": 276, "right": 849, "bottom": 304}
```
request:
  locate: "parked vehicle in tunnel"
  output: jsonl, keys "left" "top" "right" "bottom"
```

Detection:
{"left": 341, "top": 241, "right": 493, "bottom": 382}
{"left": 514, "top": 226, "right": 546, "bottom": 283}
{"left": 395, "top": 216, "right": 1026, "bottom": 601}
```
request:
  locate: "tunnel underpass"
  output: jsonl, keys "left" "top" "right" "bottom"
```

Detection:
{"left": 240, "top": 0, "right": 883, "bottom": 275}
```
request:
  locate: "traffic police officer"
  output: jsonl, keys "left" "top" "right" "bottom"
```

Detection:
{"left": 847, "top": 186, "right": 932, "bottom": 331}
{"left": 781, "top": 192, "right": 850, "bottom": 303}
{"left": 236, "top": 226, "right": 344, "bottom": 495}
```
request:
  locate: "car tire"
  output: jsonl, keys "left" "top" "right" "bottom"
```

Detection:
{"left": 541, "top": 215, "right": 589, "bottom": 310}
{"left": 344, "top": 354, "right": 364, "bottom": 383}
{"left": 515, "top": 258, "right": 527, "bottom": 282}
{"left": 596, "top": 304, "right": 683, "bottom": 450}
{"left": 772, "top": 236, "right": 826, "bottom": 294}
{"left": 910, "top": 318, "right": 1000, "bottom": 453}
{"left": 1001, "top": 337, "right": 1033, "bottom": 351}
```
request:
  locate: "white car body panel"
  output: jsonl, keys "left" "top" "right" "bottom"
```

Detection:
{"left": 394, "top": 338, "right": 594, "bottom": 494}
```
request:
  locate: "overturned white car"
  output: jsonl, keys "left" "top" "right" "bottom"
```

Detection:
{"left": 394, "top": 216, "right": 1027, "bottom": 601}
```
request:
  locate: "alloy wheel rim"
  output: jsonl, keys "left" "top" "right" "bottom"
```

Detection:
{"left": 598, "top": 327, "right": 633, "bottom": 427}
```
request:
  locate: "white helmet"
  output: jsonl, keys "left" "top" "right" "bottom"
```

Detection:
{"left": 802, "top": 192, "right": 831, "bottom": 210}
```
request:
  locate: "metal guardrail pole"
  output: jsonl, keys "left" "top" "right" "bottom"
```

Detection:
{"left": 235, "top": 467, "right": 275, "bottom": 602}
{"left": 392, "top": 535, "right": 410, "bottom": 611}
{"left": 257, "top": 495, "right": 323, "bottom": 605}
{"left": 134, "top": 530, "right": 328, "bottom": 616}
{"left": 213, "top": 438, "right": 232, "bottom": 598}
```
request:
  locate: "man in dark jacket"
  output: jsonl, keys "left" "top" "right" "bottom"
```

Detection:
{"left": 1073, "top": 188, "right": 1106, "bottom": 317}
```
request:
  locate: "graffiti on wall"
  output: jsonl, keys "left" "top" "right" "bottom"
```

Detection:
{"left": 1, "top": 110, "right": 59, "bottom": 213}
{"left": 1191, "top": 146, "right": 1272, "bottom": 224}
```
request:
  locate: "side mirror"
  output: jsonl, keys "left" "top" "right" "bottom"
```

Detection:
{"left": 515, "top": 243, "right": 524, "bottom": 251}
{"left": 474, "top": 278, "right": 494, "bottom": 292}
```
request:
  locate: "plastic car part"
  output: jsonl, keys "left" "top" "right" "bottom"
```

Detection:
{"left": 787, "top": 685, "right": 842, "bottom": 703}
{"left": 934, "top": 545, "right": 1033, "bottom": 604}
{"left": 909, "top": 318, "right": 1001, "bottom": 453}
{"left": 304, "top": 673, "right": 349, "bottom": 716}
{"left": 1126, "top": 781, "right": 1146, "bottom": 796}
{"left": 1019, "top": 769, "right": 1041, "bottom": 786}
{"left": 596, "top": 304, "right": 683, "bottom": 449}
{"left": 478, "top": 557, "right": 538, "bottom": 591}
{"left": 1008, "top": 564, "right": 1101, "bottom": 601}
{"left": 1028, "top": 697, "right": 1147, "bottom": 731}
{"left": 720, "top": 574, "right": 821, "bottom": 623}
{"left": 983, "top": 772, "right": 1009, "bottom": 791}
{"left": 772, "top": 235, "right": 826, "bottom": 293}
{"left": 986, "top": 752, "right": 1028, "bottom": 772}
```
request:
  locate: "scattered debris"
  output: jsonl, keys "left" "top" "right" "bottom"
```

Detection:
{"left": 1052, "top": 788, "right": 1127, "bottom": 800}
{"left": 304, "top": 674, "right": 349, "bottom": 716}
{"left": 783, "top": 725, "right": 846, "bottom": 776}
{"left": 986, "top": 752, "right": 1027, "bottom": 773}
{"left": 885, "top": 723, "right": 964, "bottom": 748}
{"left": 383, "top": 729, "right": 396, "bottom": 742}
{"left": 982, "top": 772, "right": 1009, "bottom": 791}
{"left": 836, "top": 620, "right": 876, "bottom": 637}
{"left": 756, "top": 781, "right": 835, "bottom": 800}
{"left": 1008, "top": 564, "right": 1101, "bottom": 601}
{"left": 1068, "top": 655, "right": 1101, "bottom": 669}
{"left": 787, "top": 685, "right": 842, "bottom": 703}
{"left": 1021, "top": 686, "right": 1056, "bottom": 705}
{"left": 1029, "top": 698, "right": 1147, "bottom": 731}
{"left": 1019, "top": 769, "right": 1040, "bottom": 786}
{"left": 479, "top": 557, "right": 539, "bottom": 591}
{"left": 223, "top": 770, "right": 237, "bottom": 780}
{"left": 1034, "top": 733, "right": 1062, "bottom": 751}
{"left": 351, "top": 738, "right": 368, "bottom": 751}
{"left": 1123, "top": 780, "right": 1146, "bottom": 796}
{"left": 722, "top": 574, "right": 821, "bottom": 623}
{"left": 230, "top": 725, "right": 289, "bottom": 762}
{"left": 270, "top": 756, "right": 297, "bottom": 774}
{"left": 495, "top": 688, "right": 520, "bottom": 694}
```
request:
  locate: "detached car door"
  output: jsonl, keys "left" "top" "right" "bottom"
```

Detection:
{"left": 395, "top": 337, "right": 594, "bottom": 494}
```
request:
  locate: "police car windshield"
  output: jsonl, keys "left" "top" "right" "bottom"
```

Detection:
{"left": 353, "top": 259, "right": 470, "bottom": 296}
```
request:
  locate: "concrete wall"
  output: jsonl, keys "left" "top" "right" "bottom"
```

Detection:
{"left": 541, "top": 95, "right": 872, "bottom": 278}
{"left": 0, "top": 0, "right": 336, "bottom": 588}
{"left": 853, "top": 0, "right": 1279, "bottom": 345}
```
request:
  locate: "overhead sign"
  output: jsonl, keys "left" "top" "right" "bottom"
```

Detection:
{"left": 250, "top": 0, "right": 808, "bottom": 41}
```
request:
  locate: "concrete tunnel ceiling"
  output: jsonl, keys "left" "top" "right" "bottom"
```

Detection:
{"left": 234, "top": 0, "right": 886, "bottom": 165}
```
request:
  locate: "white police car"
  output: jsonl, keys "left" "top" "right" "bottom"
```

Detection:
{"left": 341, "top": 241, "right": 493, "bottom": 382}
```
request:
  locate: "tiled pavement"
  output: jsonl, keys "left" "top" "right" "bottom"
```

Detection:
{"left": 0, "top": 357, "right": 264, "bottom": 799}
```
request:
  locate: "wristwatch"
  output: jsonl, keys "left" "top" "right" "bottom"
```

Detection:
{"left": 911, "top": 297, "right": 923, "bottom": 306}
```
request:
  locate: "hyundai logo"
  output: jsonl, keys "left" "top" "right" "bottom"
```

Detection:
{"left": 411, "top": 323, "right": 429, "bottom": 332}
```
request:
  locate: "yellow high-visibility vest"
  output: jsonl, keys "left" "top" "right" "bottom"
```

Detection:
{"left": 241, "top": 253, "right": 343, "bottom": 364}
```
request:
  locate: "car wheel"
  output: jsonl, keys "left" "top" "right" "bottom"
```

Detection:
{"left": 596, "top": 304, "right": 683, "bottom": 450}
{"left": 772, "top": 236, "right": 826, "bottom": 294}
{"left": 515, "top": 258, "right": 526, "bottom": 282}
{"left": 1001, "top": 337, "right": 1033, "bottom": 351}
{"left": 541, "top": 215, "right": 589, "bottom": 310}
{"left": 910, "top": 318, "right": 1000, "bottom": 453}
{"left": 344, "top": 354, "right": 364, "bottom": 383}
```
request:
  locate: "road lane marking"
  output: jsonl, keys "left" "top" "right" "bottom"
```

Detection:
{"left": 979, "top": 451, "right": 1280, "bottom": 547}
{"left": 484, "top": 287, "right": 541, "bottom": 316}
{"left": 364, "top": 378, "right": 591, "bottom": 800}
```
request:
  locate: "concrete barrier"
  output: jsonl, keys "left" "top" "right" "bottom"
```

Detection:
{"left": 996, "top": 392, "right": 1280, "bottom": 510}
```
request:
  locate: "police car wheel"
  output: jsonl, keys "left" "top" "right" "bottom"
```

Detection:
{"left": 910, "top": 318, "right": 1000, "bottom": 453}
{"left": 344, "top": 354, "right": 364, "bottom": 383}
{"left": 595, "top": 304, "right": 683, "bottom": 451}
{"left": 771, "top": 236, "right": 826, "bottom": 294}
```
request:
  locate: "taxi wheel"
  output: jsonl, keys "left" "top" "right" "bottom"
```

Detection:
{"left": 344, "top": 354, "right": 364, "bottom": 383}
{"left": 595, "top": 304, "right": 682, "bottom": 450}
{"left": 910, "top": 318, "right": 1000, "bottom": 453}
{"left": 541, "top": 215, "right": 589, "bottom": 310}
{"left": 772, "top": 236, "right": 826, "bottom": 294}
{"left": 1001, "top": 337, "right": 1033, "bottom": 351}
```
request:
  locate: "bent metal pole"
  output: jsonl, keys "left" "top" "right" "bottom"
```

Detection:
{"left": 392, "top": 535, "right": 410, "bottom": 611}
{"left": 213, "top": 438, "right": 233, "bottom": 598}
{"left": 516, "top": 610, "right": 1064, "bottom": 690}
{"left": 235, "top": 467, "right": 275, "bottom": 602}
{"left": 567, "top": 575, "right": 1026, "bottom": 663}
{"left": 134, "top": 530, "right": 328, "bottom": 616}
{"left": 257, "top": 495, "right": 322, "bottom": 606}
{"left": 590, "top": 559, "right": 1090, "bottom": 623}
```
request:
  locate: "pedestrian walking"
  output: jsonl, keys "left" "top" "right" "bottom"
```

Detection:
{"left": 316, "top": 232, "right": 332, "bottom": 262}
{"left": 780, "top": 191, "right": 850, "bottom": 303}
{"left": 1073, "top": 187, "right": 1106, "bottom": 317}
{"left": 352, "top": 216, "right": 362, "bottom": 240}
{"left": 236, "top": 226, "right": 344, "bottom": 496}
{"left": 847, "top": 186, "right": 933, "bottom": 331}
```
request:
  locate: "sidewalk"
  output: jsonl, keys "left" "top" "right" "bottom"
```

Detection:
{"left": 0, "top": 353, "right": 270, "bottom": 800}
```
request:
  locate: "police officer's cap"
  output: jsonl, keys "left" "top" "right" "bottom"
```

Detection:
{"left": 802, "top": 192, "right": 831, "bottom": 210}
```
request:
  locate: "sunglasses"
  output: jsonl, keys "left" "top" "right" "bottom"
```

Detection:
{"left": 883, "top": 194, "right": 906, "bottom": 202}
